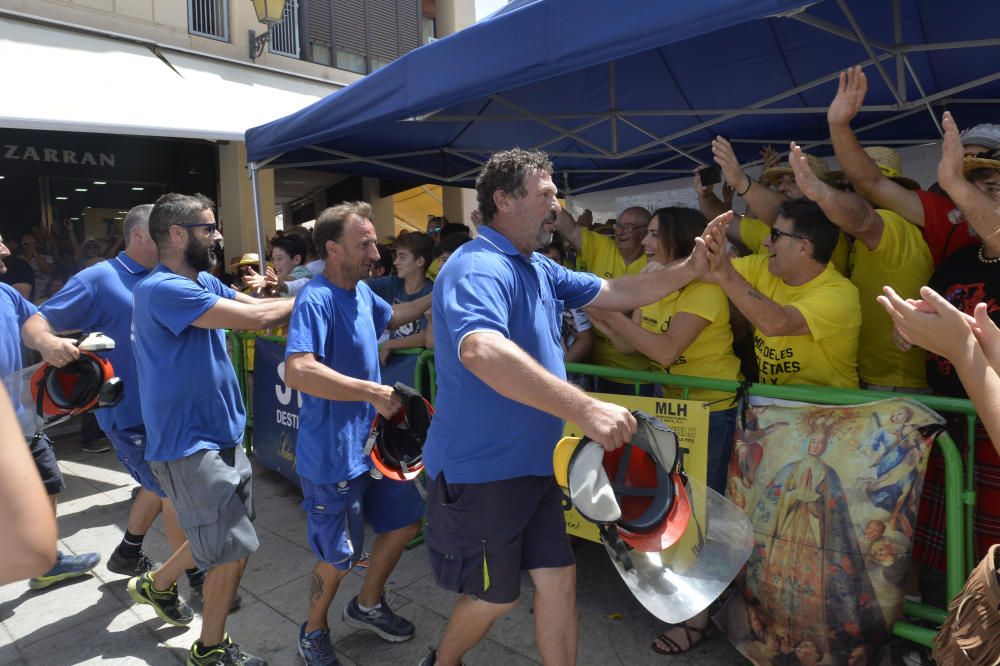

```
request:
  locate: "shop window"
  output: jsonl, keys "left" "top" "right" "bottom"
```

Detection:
{"left": 188, "top": 0, "right": 230, "bottom": 42}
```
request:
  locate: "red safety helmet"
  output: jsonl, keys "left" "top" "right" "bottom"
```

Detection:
{"left": 31, "top": 351, "right": 123, "bottom": 419}
{"left": 364, "top": 382, "right": 433, "bottom": 481}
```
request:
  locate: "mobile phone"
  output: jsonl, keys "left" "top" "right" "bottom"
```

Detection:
{"left": 698, "top": 164, "right": 722, "bottom": 186}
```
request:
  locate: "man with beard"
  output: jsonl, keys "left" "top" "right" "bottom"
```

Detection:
{"left": 419, "top": 148, "right": 710, "bottom": 666}
{"left": 130, "top": 193, "right": 292, "bottom": 666}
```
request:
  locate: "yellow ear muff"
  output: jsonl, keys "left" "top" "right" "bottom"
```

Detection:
{"left": 552, "top": 436, "right": 582, "bottom": 489}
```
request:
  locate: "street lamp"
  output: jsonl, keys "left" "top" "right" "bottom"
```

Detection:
{"left": 249, "top": 0, "right": 287, "bottom": 61}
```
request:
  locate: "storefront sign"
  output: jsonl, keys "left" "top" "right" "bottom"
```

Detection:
{"left": 3, "top": 144, "right": 115, "bottom": 167}
{"left": 252, "top": 338, "right": 301, "bottom": 485}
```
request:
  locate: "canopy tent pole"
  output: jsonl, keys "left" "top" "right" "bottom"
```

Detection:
{"left": 249, "top": 161, "right": 267, "bottom": 276}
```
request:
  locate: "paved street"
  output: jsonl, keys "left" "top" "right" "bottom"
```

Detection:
{"left": 0, "top": 425, "right": 746, "bottom": 665}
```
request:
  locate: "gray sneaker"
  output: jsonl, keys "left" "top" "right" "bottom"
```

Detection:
{"left": 342, "top": 593, "right": 414, "bottom": 643}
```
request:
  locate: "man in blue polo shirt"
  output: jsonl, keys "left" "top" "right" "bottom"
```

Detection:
{"left": 0, "top": 234, "right": 100, "bottom": 590}
{"left": 419, "top": 149, "right": 708, "bottom": 666}
{"left": 22, "top": 204, "right": 190, "bottom": 584}
{"left": 284, "top": 202, "right": 433, "bottom": 666}
{"left": 129, "top": 193, "right": 293, "bottom": 666}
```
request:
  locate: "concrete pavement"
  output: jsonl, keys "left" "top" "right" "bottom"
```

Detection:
{"left": 0, "top": 426, "right": 746, "bottom": 665}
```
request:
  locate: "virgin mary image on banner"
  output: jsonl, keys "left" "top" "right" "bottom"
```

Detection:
{"left": 717, "top": 398, "right": 945, "bottom": 665}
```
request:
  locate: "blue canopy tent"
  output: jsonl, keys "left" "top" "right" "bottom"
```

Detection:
{"left": 243, "top": 0, "right": 1000, "bottom": 249}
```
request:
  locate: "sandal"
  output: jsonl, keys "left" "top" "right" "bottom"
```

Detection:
{"left": 651, "top": 621, "right": 713, "bottom": 655}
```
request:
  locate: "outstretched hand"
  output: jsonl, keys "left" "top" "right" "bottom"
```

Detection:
{"left": 876, "top": 285, "right": 976, "bottom": 360}
{"left": 701, "top": 211, "right": 734, "bottom": 282}
{"left": 788, "top": 142, "right": 830, "bottom": 203}
{"left": 972, "top": 302, "right": 1000, "bottom": 370}
{"left": 760, "top": 144, "right": 780, "bottom": 172}
{"left": 712, "top": 136, "right": 748, "bottom": 192}
{"left": 828, "top": 66, "right": 868, "bottom": 127}
{"left": 938, "top": 111, "right": 966, "bottom": 193}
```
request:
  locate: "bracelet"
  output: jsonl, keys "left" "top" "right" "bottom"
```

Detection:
{"left": 737, "top": 174, "right": 753, "bottom": 197}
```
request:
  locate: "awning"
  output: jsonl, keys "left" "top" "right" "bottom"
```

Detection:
{"left": 0, "top": 16, "right": 338, "bottom": 141}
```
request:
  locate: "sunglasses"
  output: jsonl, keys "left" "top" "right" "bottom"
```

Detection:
{"left": 180, "top": 223, "right": 219, "bottom": 234}
{"left": 769, "top": 227, "right": 808, "bottom": 243}
{"left": 614, "top": 222, "right": 649, "bottom": 233}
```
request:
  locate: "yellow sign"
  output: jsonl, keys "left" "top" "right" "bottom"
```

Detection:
{"left": 560, "top": 392, "right": 710, "bottom": 543}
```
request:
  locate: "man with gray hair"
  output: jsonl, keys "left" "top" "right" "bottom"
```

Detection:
{"left": 130, "top": 193, "right": 293, "bottom": 666}
{"left": 420, "top": 148, "right": 709, "bottom": 666}
{"left": 22, "top": 204, "right": 184, "bottom": 588}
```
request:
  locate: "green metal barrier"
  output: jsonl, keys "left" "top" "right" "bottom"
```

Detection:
{"left": 229, "top": 336, "right": 977, "bottom": 649}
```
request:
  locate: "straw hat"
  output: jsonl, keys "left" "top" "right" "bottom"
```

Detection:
{"left": 233, "top": 253, "right": 262, "bottom": 268}
{"left": 963, "top": 154, "right": 1000, "bottom": 176}
{"left": 863, "top": 146, "right": 921, "bottom": 190}
{"left": 762, "top": 153, "right": 832, "bottom": 185}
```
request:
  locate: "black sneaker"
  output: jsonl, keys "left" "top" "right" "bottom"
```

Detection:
{"left": 342, "top": 593, "right": 414, "bottom": 643}
{"left": 81, "top": 438, "right": 111, "bottom": 453}
{"left": 107, "top": 549, "right": 159, "bottom": 576}
{"left": 188, "top": 569, "right": 242, "bottom": 613}
{"left": 127, "top": 571, "right": 194, "bottom": 626}
{"left": 417, "top": 648, "right": 465, "bottom": 666}
{"left": 187, "top": 634, "right": 267, "bottom": 665}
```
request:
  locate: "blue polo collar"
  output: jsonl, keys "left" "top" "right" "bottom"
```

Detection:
{"left": 113, "top": 251, "right": 150, "bottom": 276}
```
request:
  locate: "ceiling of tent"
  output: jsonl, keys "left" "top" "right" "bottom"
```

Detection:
{"left": 245, "top": 0, "right": 1000, "bottom": 195}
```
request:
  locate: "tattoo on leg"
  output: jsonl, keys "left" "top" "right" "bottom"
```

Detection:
{"left": 309, "top": 572, "right": 324, "bottom": 607}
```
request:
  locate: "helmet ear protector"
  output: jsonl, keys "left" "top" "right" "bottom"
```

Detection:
{"left": 31, "top": 351, "right": 123, "bottom": 419}
{"left": 554, "top": 411, "right": 691, "bottom": 569}
{"left": 364, "top": 382, "right": 433, "bottom": 482}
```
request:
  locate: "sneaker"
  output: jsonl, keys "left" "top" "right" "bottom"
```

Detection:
{"left": 342, "top": 593, "right": 414, "bottom": 643}
{"left": 29, "top": 551, "right": 100, "bottom": 590}
{"left": 127, "top": 571, "right": 194, "bottom": 626}
{"left": 187, "top": 634, "right": 267, "bottom": 665}
{"left": 298, "top": 623, "right": 339, "bottom": 665}
{"left": 81, "top": 438, "right": 111, "bottom": 453}
{"left": 188, "top": 569, "right": 242, "bottom": 612}
{"left": 107, "top": 549, "right": 159, "bottom": 576}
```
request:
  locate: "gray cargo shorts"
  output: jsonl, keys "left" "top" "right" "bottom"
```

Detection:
{"left": 150, "top": 445, "right": 259, "bottom": 570}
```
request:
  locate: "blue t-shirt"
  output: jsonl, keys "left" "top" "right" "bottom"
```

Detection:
{"left": 0, "top": 283, "right": 37, "bottom": 420}
{"left": 285, "top": 276, "right": 393, "bottom": 484}
{"left": 367, "top": 275, "right": 433, "bottom": 339}
{"left": 424, "top": 226, "right": 603, "bottom": 483}
{"left": 132, "top": 266, "right": 244, "bottom": 462}
{"left": 39, "top": 253, "right": 148, "bottom": 432}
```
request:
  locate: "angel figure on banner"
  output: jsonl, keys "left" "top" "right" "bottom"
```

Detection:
{"left": 863, "top": 405, "right": 927, "bottom": 538}
{"left": 750, "top": 410, "right": 885, "bottom": 663}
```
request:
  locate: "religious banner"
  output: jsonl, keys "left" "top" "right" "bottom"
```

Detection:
{"left": 715, "top": 397, "right": 945, "bottom": 665}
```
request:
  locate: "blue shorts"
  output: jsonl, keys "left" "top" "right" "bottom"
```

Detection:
{"left": 106, "top": 426, "right": 165, "bottom": 497}
{"left": 300, "top": 472, "right": 425, "bottom": 570}
{"left": 424, "top": 474, "right": 574, "bottom": 604}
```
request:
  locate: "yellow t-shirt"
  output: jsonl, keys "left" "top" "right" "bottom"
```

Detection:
{"left": 739, "top": 216, "right": 851, "bottom": 277}
{"left": 640, "top": 281, "right": 742, "bottom": 410}
{"left": 850, "top": 209, "right": 933, "bottom": 388}
{"left": 426, "top": 257, "right": 443, "bottom": 281}
{"left": 732, "top": 255, "right": 861, "bottom": 388}
{"left": 581, "top": 228, "right": 649, "bottom": 377}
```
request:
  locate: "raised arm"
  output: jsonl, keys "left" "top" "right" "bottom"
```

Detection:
{"left": 459, "top": 330, "right": 635, "bottom": 450}
{"left": 828, "top": 66, "right": 924, "bottom": 225}
{"left": 284, "top": 351, "right": 400, "bottom": 418}
{"left": 789, "top": 142, "right": 884, "bottom": 251}
{"left": 589, "top": 215, "right": 713, "bottom": 311}
{"left": 192, "top": 295, "right": 293, "bottom": 331}
{"left": 703, "top": 217, "right": 809, "bottom": 337}
{"left": 937, "top": 111, "right": 1000, "bottom": 255}
{"left": 388, "top": 293, "right": 432, "bottom": 330}
{"left": 554, "top": 208, "right": 583, "bottom": 252}
{"left": 878, "top": 286, "right": 1000, "bottom": 452}
{"left": 713, "top": 136, "right": 785, "bottom": 224}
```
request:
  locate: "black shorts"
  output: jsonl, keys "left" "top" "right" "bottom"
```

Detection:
{"left": 29, "top": 433, "right": 65, "bottom": 496}
{"left": 424, "top": 474, "right": 574, "bottom": 604}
